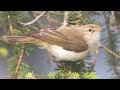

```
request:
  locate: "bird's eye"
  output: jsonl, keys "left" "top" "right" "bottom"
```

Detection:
{"left": 88, "top": 29, "right": 92, "bottom": 32}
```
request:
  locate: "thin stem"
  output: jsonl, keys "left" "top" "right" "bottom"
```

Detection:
{"left": 111, "top": 11, "right": 116, "bottom": 23}
{"left": 99, "top": 43, "right": 120, "bottom": 59}
{"left": 28, "top": 11, "right": 41, "bottom": 28}
{"left": 62, "top": 11, "right": 69, "bottom": 27}
{"left": 111, "top": 11, "right": 117, "bottom": 30}
{"left": 18, "top": 11, "right": 46, "bottom": 26}
{"left": 8, "top": 15, "right": 14, "bottom": 35}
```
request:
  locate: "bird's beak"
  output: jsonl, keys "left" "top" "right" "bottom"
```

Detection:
{"left": 94, "top": 29, "right": 101, "bottom": 32}
{"left": 97, "top": 29, "right": 101, "bottom": 32}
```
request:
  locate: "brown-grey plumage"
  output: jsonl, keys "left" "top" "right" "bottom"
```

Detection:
{"left": 3, "top": 24, "right": 101, "bottom": 61}
{"left": 27, "top": 26, "right": 88, "bottom": 52}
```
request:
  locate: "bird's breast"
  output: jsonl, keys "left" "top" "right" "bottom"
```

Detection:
{"left": 87, "top": 32, "right": 100, "bottom": 54}
{"left": 48, "top": 45, "right": 89, "bottom": 61}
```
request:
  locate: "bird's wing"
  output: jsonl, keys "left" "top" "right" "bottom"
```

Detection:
{"left": 28, "top": 26, "right": 88, "bottom": 52}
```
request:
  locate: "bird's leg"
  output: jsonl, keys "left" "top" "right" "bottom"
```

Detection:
{"left": 53, "top": 57, "right": 67, "bottom": 71}
{"left": 47, "top": 51, "right": 51, "bottom": 67}
{"left": 53, "top": 57, "right": 60, "bottom": 64}
{"left": 54, "top": 59, "right": 67, "bottom": 72}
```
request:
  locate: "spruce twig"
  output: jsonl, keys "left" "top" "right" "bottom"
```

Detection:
{"left": 14, "top": 46, "right": 25, "bottom": 79}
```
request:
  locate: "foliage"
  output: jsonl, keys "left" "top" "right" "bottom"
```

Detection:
{"left": 48, "top": 71, "right": 80, "bottom": 79}
{"left": 25, "top": 72, "right": 38, "bottom": 79}
{"left": 68, "top": 11, "right": 82, "bottom": 25}
{"left": 81, "top": 72, "right": 98, "bottom": 79}
{"left": 47, "top": 71, "right": 98, "bottom": 79}
{"left": 8, "top": 57, "right": 29, "bottom": 79}
{"left": 67, "top": 11, "right": 97, "bottom": 25}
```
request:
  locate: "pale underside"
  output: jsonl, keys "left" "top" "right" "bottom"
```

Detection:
{"left": 48, "top": 45, "right": 90, "bottom": 61}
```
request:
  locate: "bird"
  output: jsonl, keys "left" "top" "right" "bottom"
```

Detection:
{"left": 3, "top": 24, "right": 102, "bottom": 61}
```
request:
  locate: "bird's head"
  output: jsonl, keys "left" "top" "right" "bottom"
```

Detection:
{"left": 79, "top": 24, "right": 102, "bottom": 40}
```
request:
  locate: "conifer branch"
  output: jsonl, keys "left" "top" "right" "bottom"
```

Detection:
{"left": 99, "top": 43, "right": 120, "bottom": 59}
{"left": 14, "top": 46, "right": 25, "bottom": 79}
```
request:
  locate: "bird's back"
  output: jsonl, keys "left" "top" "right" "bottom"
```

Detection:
{"left": 28, "top": 26, "right": 88, "bottom": 52}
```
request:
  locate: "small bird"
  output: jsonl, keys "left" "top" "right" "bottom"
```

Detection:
{"left": 3, "top": 24, "right": 101, "bottom": 61}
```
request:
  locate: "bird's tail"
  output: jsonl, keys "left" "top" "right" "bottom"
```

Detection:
{"left": 2, "top": 36, "right": 35, "bottom": 44}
